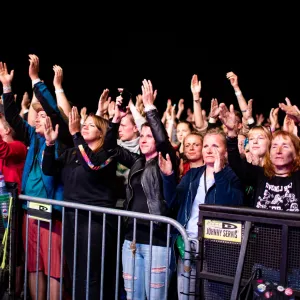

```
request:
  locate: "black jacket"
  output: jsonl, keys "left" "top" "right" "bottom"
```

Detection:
{"left": 104, "top": 108, "right": 178, "bottom": 216}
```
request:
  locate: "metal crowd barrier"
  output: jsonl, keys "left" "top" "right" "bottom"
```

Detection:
{"left": 196, "top": 204, "right": 300, "bottom": 300}
{"left": 19, "top": 194, "right": 191, "bottom": 300}
{"left": 0, "top": 182, "right": 20, "bottom": 300}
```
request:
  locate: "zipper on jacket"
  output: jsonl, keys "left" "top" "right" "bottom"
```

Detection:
{"left": 126, "top": 166, "right": 144, "bottom": 210}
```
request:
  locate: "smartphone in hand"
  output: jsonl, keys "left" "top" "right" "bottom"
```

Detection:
{"left": 117, "top": 88, "right": 132, "bottom": 112}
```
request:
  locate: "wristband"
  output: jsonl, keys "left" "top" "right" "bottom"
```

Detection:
{"left": 55, "top": 89, "right": 64, "bottom": 93}
{"left": 2, "top": 85, "right": 11, "bottom": 92}
{"left": 209, "top": 117, "right": 217, "bottom": 123}
{"left": 235, "top": 90, "right": 242, "bottom": 96}
{"left": 144, "top": 104, "right": 156, "bottom": 112}
{"left": 32, "top": 78, "right": 41, "bottom": 86}
{"left": 247, "top": 118, "right": 255, "bottom": 125}
{"left": 46, "top": 141, "right": 55, "bottom": 147}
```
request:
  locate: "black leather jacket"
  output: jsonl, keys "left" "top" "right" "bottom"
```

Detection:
{"left": 104, "top": 108, "right": 178, "bottom": 216}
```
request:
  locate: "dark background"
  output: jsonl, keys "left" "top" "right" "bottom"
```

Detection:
{"left": 1, "top": 31, "right": 299, "bottom": 122}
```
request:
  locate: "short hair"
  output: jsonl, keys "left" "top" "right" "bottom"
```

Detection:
{"left": 204, "top": 127, "right": 227, "bottom": 147}
{"left": 248, "top": 125, "right": 272, "bottom": 141}
{"left": 177, "top": 120, "right": 194, "bottom": 132}
{"left": 184, "top": 131, "right": 204, "bottom": 143}
{"left": 141, "top": 122, "right": 150, "bottom": 131}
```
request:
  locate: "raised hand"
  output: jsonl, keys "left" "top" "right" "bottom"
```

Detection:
{"left": 226, "top": 72, "right": 239, "bottom": 88}
{"left": 112, "top": 96, "right": 128, "bottom": 123}
{"left": 53, "top": 65, "right": 63, "bottom": 89}
{"left": 80, "top": 107, "right": 87, "bottom": 123}
{"left": 256, "top": 113, "right": 265, "bottom": 126}
{"left": 269, "top": 107, "right": 279, "bottom": 131}
{"left": 191, "top": 74, "right": 201, "bottom": 95}
{"left": 242, "top": 99, "right": 253, "bottom": 121}
{"left": 177, "top": 99, "right": 184, "bottom": 113}
{"left": 68, "top": 106, "right": 81, "bottom": 135}
{"left": 28, "top": 54, "right": 40, "bottom": 81}
{"left": 21, "top": 92, "right": 31, "bottom": 109}
{"left": 0, "top": 62, "right": 14, "bottom": 86}
{"left": 279, "top": 97, "right": 300, "bottom": 124}
{"left": 209, "top": 98, "right": 220, "bottom": 119}
{"left": 108, "top": 100, "right": 116, "bottom": 119}
{"left": 219, "top": 103, "right": 236, "bottom": 132}
{"left": 97, "top": 89, "right": 110, "bottom": 115}
{"left": 141, "top": 79, "right": 155, "bottom": 107}
{"left": 158, "top": 152, "right": 173, "bottom": 176}
{"left": 246, "top": 152, "right": 260, "bottom": 165}
{"left": 283, "top": 115, "right": 298, "bottom": 136}
{"left": 213, "top": 147, "right": 225, "bottom": 173}
{"left": 43, "top": 116, "right": 59, "bottom": 146}
{"left": 186, "top": 108, "right": 194, "bottom": 123}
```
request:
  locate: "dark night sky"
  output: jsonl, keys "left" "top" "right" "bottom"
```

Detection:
{"left": 1, "top": 31, "right": 299, "bottom": 122}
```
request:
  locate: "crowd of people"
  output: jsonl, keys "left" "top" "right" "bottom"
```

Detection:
{"left": 0, "top": 55, "right": 299, "bottom": 300}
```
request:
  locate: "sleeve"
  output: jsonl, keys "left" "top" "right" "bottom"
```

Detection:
{"left": 0, "top": 139, "right": 27, "bottom": 161}
{"left": 227, "top": 136, "right": 263, "bottom": 187}
{"left": 162, "top": 171, "right": 190, "bottom": 209}
{"left": 146, "top": 108, "right": 179, "bottom": 178}
{"left": 42, "top": 145, "right": 65, "bottom": 176}
{"left": 3, "top": 92, "right": 34, "bottom": 145}
{"left": 103, "top": 121, "right": 119, "bottom": 151}
{"left": 103, "top": 121, "right": 139, "bottom": 169}
{"left": 214, "top": 167, "right": 244, "bottom": 206}
{"left": 33, "top": 82, "right": 73, "bottom": 147}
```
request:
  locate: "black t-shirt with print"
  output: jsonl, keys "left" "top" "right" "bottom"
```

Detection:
{"left": 256, "top": 176, "right": 299, "bottom": 212}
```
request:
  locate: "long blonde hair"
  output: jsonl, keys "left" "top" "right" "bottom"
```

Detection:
{"left": 88, "top": 113, "right": 109, "bottom": 152}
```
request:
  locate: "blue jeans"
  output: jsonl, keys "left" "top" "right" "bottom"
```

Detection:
{"left": 122, "top": 239, "right": 171, "bottom": 300}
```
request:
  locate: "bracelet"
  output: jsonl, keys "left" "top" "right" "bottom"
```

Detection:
{"left": 209, "top": 117, "right": 217, "bottom": 123}
{"left": 55, "top": 89, "right": 64, "bottom": 93}
{"left": 194, "top": 99, "right": 200, "bottom": 103}
{"left": 235, "top": 90, "right": 242, "bottom": 96}
{"left": 46, "top": 141, "right": 55, "bottom": 147}
{"left": 3, "top": 85, "right": 11, "bottom": 92}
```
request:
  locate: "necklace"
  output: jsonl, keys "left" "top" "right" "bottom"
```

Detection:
{"left": 275, "top": 172, "right": 290, "bottom": 176}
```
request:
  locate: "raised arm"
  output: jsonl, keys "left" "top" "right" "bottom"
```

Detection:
{"left": 0, "top": 62, "right": 34, "bottom": 145}
{"left": 219, "top": 102, "right": 262, "bottom": 186}
{"left": 53, "top": 64, "right": 72, "bottom": 116}
{"left": 29, "top": 54, "right": 73, "bottom": 147}
{"left": 191, "top": 74, "right": 205, "bottom": 130}
{"left": 96, "top": 88, "right": 110, "bottom": 118}
{"left": 19, "top": 92, "right": 30, "bottom": 120}
{"left": 42, "top": 116, "right": 63, "bottom": 176}
{"left": 128, "top": 99, "right": 146, "bottom": 132}
{"left": 141, "top": 79, "right": 178, "bottom": 172}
